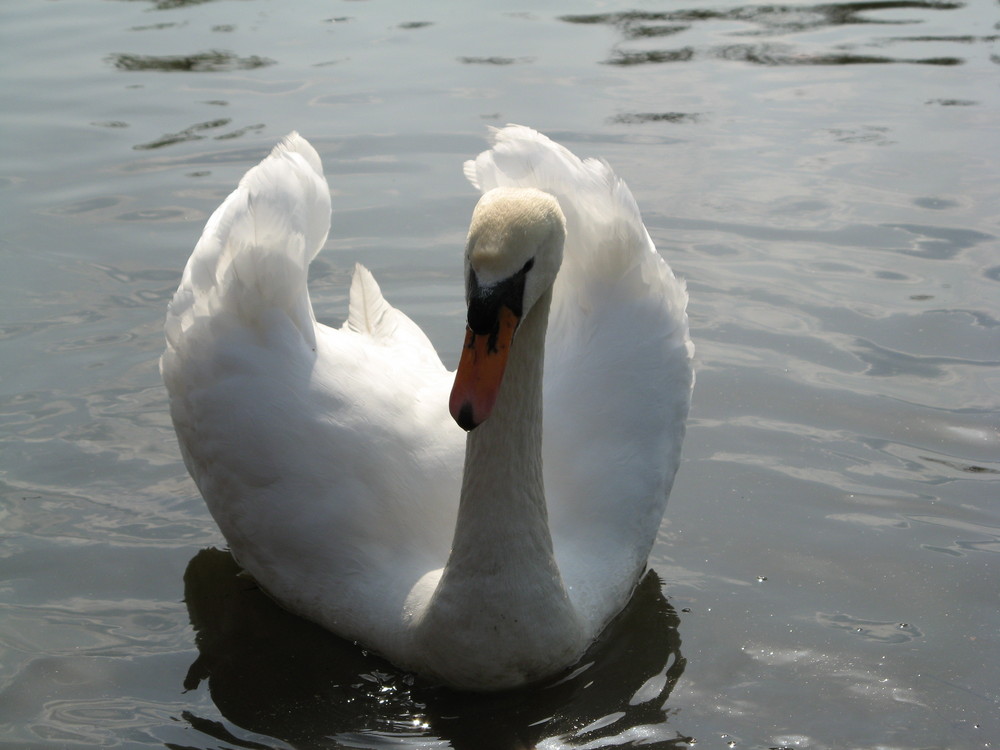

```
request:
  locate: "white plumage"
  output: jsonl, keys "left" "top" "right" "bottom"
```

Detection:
{"left": 162, "top": 125, "right": 693, "bottom": 691}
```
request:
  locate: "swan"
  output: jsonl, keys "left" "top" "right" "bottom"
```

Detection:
{"left": 162, "top": 125, "right": 693, "bottom": 691}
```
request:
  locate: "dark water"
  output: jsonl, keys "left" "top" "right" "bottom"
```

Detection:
{"left": 1, "top": 0, "right": 997, "bottom": 748}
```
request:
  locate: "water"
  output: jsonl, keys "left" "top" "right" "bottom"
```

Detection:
{"left": 1, "top": 0, "right": 997, "bottom": 747}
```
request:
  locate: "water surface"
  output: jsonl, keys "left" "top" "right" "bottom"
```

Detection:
{"left": 1, "top": 0, "right": 997, "bottom": 748}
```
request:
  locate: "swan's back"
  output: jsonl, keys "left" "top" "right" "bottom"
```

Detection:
{"left": 466, "top": 126, "right": 694, "bottom": 623}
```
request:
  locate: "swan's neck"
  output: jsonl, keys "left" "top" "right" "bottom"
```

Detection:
{"left": 413, "top": 288, "right": 585, "bottom": 689}
{"left": 452, "top": 291, "right": 552, "bottom": 574}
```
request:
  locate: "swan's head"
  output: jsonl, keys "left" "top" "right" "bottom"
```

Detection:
{"left": 449, "top": 187, "right": 566, "bottom": 431}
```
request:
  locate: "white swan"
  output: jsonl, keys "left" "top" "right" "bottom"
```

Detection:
{"left": 162, "top": 126, "right": 693, "bottom": 691}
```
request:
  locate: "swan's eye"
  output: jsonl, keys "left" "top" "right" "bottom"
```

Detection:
{"left": 466, "top": 259, "right": 534, "bottom": 335}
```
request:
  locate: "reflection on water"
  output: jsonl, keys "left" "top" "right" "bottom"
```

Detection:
{"left": 562, "top": 2, "right": 967, "bottom": 36}
{"left": 133, "top": 119, "right": 267, "bottom": 151}
{"left": 710, "top": 44, "right": 960, "bottom": 66}
{"left": 457, "top": 56, "right": 536, "bottom": 65}
{"left": 132, "top": 0, "right": 231, "bottom": 10}
{"left": 182, "top": 549, "right": 687, "bottom": 748}
{"left": 108, "top": 51, "right": 275, "bottom": 73}
{"left": 609, "top": 112, "right": 700, "bottom": 125}
{"left": 563, "top": 1, "right": 974, "bottom": 67}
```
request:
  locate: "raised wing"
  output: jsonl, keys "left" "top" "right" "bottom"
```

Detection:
{"left": 465, "top": 126, "right": 694, "bottom": 619}
{"left": 162, "top": 136, "right": 462, "bottom": 646}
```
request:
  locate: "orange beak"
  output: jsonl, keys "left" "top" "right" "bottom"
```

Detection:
{"left": 449, "top": 305, "right": 520, "bottom": 431}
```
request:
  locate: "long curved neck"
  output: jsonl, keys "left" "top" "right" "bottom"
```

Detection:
{"left": 414, "top": 288, "right": 584, "bottom": 689}
{"left": 450, "top": 288, "right": 553, "bottom": 573}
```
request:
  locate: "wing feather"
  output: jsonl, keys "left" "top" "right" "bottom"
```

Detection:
{"left": 162, "top": 136, "right": 462, "bottom": 649}
{"left": 465, "top": 125, "right": 694, "bottom": 618}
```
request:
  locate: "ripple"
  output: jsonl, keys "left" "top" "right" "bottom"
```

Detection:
{"left": 919, "top": 455, "right": 1000, "bottom": 475}
{"left": 50, "top": 330, "right": 137, "bottom": 352}
{"left": 828, "top": 512, "right": 910, "bottom": 529}
{"left": 874, "top": 270, "right": 909, "bottom": 280}
{"left": 133, "top": 118, "right": 265, "bottom": 151}
{"left": 107, "top": 50, "right": 274, "bottom": 73}
{"left": 32, "top": 696, "right": 188, "bottom": 744}
{"left": 913, "top": 196, "right": 959, "bottom": 209}
{"left": 925, "top": 98, "right": 978, "bottom": 106}
{"left": 314, "top": 92, "right": 381, "bottom": 106}
{"left": 909, "top": 514, "right": 1000, "bottom": 537}
{"left": 893, "top": 34, "right": 999, "bottom": 44}
{"left": 129, "top": 21, "right": 184, "bottom": 31}
{"left": 457, "top": 56, "right": 534, "bottom": 65}
{"left": 563, "top": 1, "right": 970, "bottom": 68}
{"left": 44, "top": 196, "right": 123, "bottom": 216}
{"left": 561, "top": 2, "right": 966, "bottom": 36}
{"left": 115, "top": 207, "right": 187, "bottom": 222}
{"left": 609, "top": 112, "right": 700, "bottom": 125}
{"left": 853, "top": 339, "right": 947, "bottom": 378}
{"left": 213, "top": 123, "right": 266, "bottom": 141}
{"left": 715, "top": 43, "right": 961, "bottom": 66}
{"left": 818, "top": 613, "right": 923, "bottom": 643}
{"left": 0, "top": 309, "right": 107, "bottom": 346}
{"left": 884, "top": 223, "right": 994, "bottom": 260}
{"left": 607, "top": 47, "right": 694, "bottom": 65}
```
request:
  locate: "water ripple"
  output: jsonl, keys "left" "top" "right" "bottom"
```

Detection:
{"left": 107, "top": 50, "right": 275, "bottom": 73}
{"left": 563, "top": 1, "right": 977, "bottom": 68}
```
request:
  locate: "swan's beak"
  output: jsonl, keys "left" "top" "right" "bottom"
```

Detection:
{"left": 449, "top": 304, "right": 520, "bottom": 431}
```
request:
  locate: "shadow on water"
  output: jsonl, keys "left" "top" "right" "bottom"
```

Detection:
{"left": 181, "top": 548, "right": 688, "bottom": 749}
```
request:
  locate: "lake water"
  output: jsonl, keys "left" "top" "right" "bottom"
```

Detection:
{"left": 2, "top": 0, "right": 998, "bottom": 748}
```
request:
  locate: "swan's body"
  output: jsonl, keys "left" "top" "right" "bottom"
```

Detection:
{"left": 162, "top": 126, "right": 693, "bottom": 691}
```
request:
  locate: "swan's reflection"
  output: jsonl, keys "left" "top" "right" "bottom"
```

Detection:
{"left": 182, "top": 548, "right": 688, "bottom": 749}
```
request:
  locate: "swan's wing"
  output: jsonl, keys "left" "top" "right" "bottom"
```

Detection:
{"left": 466, "top": 126, "right": 694, "bottom": 621}
{"left": 162, "top": 135, "right": 462, "bottom": 647}
{"left": 164, "top": 133, "right": 330, "bottom": 351}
